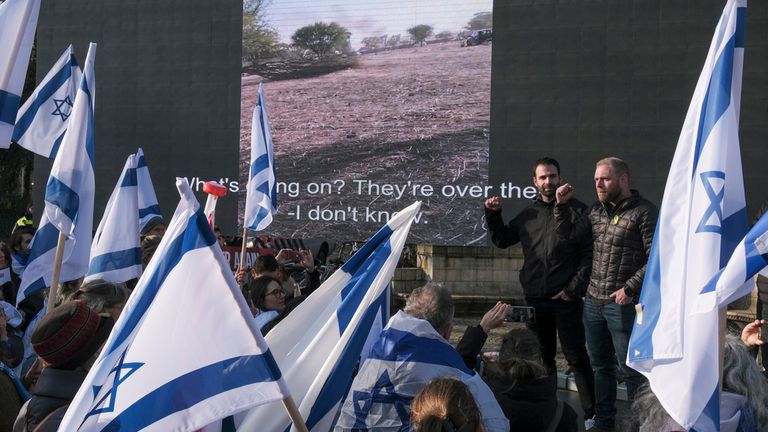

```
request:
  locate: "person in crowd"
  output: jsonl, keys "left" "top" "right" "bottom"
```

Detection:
{"left": 484, "top": 328, "right": 578, "bottom": 432}
{"left": 9, "top": 227, "right": 34, "bottom": 279}
{"left": 335, "top": 283, "right": 509, "bottom": 432}
{"left": 484, "top": 156, "right": 595, "bottom": 426}
{"left": 1, "top": 305, "right": 29, "bottom": 432}
{"left": 247, "top": 275, "right": 288, "bottom": 330}
{"left": 141, "top": 234, "right": 162, "bottom": 269}
{"left": 237, "top": 250, "right": 320, "bottom": 297}
{"left": 555, "top": 157, "right": 658, "bottom": 432}
{"left": 752, "top": 202, "right": 768, "bottom": 374}
{"left": 1, "top": 303, "right": 24, "bottom": 369}
{"left": 11, "top": 204, "right": 34, "bottom": 235}
{"left": 411, "top": 378, "right": 483, "bottom": 432}
{"left": 0, "top": 242, "right": 17, "bottom": 304}
{"left": 213, "top": 226, "right": 227, "bottom": 248}
{"left": 141, "top": 216, "right": 166, "bottom": 237}
{"left": 68, "top": 279, "right": 131, "bottom": 321}
{"left": 261, "top": 295, "right": 307, "bottom": 335}
{"left": 633, "top": 334, "right": 768, "bottom": 432}
{"left": 54, "top": 278, "right": 84, "bottom": 308}
{"left": 13, "top": 300, "right": 114, "bottom": 432}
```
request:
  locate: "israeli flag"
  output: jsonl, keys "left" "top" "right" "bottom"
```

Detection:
{"left": 12, "top": 45, "right": 82, "bottom": 158}
{"left": 235, "top": 202, "right": 422, "bottom": 432}
{"left": 85, "top": 154, "right": 142, "bottom": 284}
{"left": 243, "top": 84, "right": 277, "bottom": 231}
{"left": 627, "top": 1, "right": 748, "bottom": 430}
{"left": 0, "top": 0, "right": 40, "bottom": 149}
{"left": 59, "top": 178, "right": 290, "bottom": 431}
{"left": 695, "top": 211, "right": 768, "bottom": 313}
{"left": 136, "top": 148, "right": 163, "bottom": 232}
{"left": 16, "top": 43, "right": 98, "bottom": 306}
{"left": 334, "top": 311, "right": 509, "bottom": 432}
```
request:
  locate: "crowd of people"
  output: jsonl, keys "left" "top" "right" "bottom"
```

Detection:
{"left": 0, "top": 156, "right": 766, "bottom": 432}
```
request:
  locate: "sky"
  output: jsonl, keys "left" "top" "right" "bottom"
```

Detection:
{"left": 258, "top": 0, "right": 493, "bottom": 49}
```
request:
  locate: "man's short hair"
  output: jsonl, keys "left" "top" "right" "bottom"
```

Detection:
{"left": 253, "top": 254, "right": 279, "bottom": 274}
{"left": 533, "top": 157, "right": 561, "bottom": 176}
{"left": 404, "top": 282, "right": 454, "bottom": 334}
{"left": 596, "top": 157, "right": 630, "bottom": 178}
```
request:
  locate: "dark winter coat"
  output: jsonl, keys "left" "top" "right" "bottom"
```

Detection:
{"left": 554, "top": 190, "right": 657, "bottom": 300}
{"left": 485, "top": 197, "right": 592, "bottom": 299}
{"left": 13, "top": 368, "right": 87, "bottom": 432}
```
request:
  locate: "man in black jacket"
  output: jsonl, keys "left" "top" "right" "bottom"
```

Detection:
{"left": 484, "top": 157, "right": 595, "bottom": 424}
{"left": 555, "top": 157, "right": 657, "bottom": 432}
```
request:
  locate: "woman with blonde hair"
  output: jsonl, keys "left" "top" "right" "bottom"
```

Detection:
{"left": 411, "top": 377, "right": 483, "bottom": 432}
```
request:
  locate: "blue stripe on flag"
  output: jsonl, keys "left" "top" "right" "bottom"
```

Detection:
{"left": 695, "top": 386, "right": 721, "bottom": 431}
{"left": 628, "top": 226, "right": 663, "bottom": 361}
{"left": 136, "top": 154, "right": 147, "bottom": 168}
{"left": 305, "top": 290, "right": 388, "bottom": 429}
{"left": 87, "top": 247, "right": 141, "bottom": 274}
{"left": 11, "top": 63, "right": 72, "bottom": 139}
{"left": 341, "top": 225, "right": 394, "bottom": 274}
{"left": 691, "top": 31, "right": 737, "bottom": 177}
{"left": 735, "top": 8, "right": 746, "bottom": 48}
{"left": 255, "top": 180, "right": 270, "bottom": 196}
{"left": 48, "top": 132, "right": 65, "bottom": 159}
{"left": 368, "top": 328, "right": 474, "bottom": 375}
{"left": 100, "top": 353, "right": 282, "bottom": 431}
{"left": 139, "top": 205, "right": 162, "bottom": 219}
{"left": 26, "top": 223, "right": 60, "bottom": 263}
{"left": 45, "top": 176, "right": 80, "bottom": 222}
{"left": 22, "top": 277, "right": 48, "bottom": 299}
{"left": 120, "top": 168, "right": 138, "bottom": 187}
{"left": 249, "top": 154, "right": 269, "bottom": 179}
{"left": 0, "top": 90, "right": 21, "bottom": 125}
{"left": 719, "top": 207, "right": 747, "bottom": 268}
{"left": 105, "top": 209, "right": 215, "bottom": 356}
{"left": 337, "top": 239, "right": 392, "bottom": 333}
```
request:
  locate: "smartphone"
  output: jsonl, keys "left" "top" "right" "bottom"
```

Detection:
{"left": 504, "top": 305, "right": 535, "bottom": 323}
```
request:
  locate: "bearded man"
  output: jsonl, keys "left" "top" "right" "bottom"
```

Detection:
{"left": 484, "top": 157, "right": 595, "bottom": 428}
{"left": 555, "top": 157, "right": 658, "bottom": 432}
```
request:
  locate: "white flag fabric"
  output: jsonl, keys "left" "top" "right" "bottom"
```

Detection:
{"left": 334, "top": 311, "right": 509, "bottom": 432}
{"left": 0, "top": 0, "right": 40, "bottom": 149}
{"left": 85, "top": 154, "right": 142, "bottom": 284}
{"left": 235, "top": 202, "right": 422, "bottom": 432}
{"left": 136, "top": 148, "right": 163, "bottom": 232}
{"left": 243, "top": 84, "right": 277, "bottom": 231}
{"left": 12, "top": 44, "right": 82, "bottom": 158}
{"left": 59, "top": 178, "right": 290, "bottom": 431}
{"left": 16, "top": 43, "right": 98, "bottom": 306}
{"left": 695, "top": 210, "right": 768, "bottom": 313}
{"left": 627, "top": 1, "right": 748, "bottom": 430}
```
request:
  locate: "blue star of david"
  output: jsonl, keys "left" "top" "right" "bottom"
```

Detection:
{"left": 51, "top": 96, "right": 73, "bottom": 121}
{"left": 81, "top": 348, "right": 144, "bottom": 425}
{"left": 352, "top": 370, "right": 413, "bottom": 431}
{"left": 696, "top": 171, "right": 726, "bottom": 234}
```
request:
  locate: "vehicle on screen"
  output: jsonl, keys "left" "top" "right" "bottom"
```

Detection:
{"left": 461, "top": 29, "right": 492, "bottom": 47}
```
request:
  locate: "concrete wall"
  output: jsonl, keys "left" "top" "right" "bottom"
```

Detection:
{"left": 391, "top": 244, "right": 526, "bottom": 313}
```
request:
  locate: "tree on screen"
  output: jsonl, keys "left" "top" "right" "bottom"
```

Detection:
{"left": 292, "top": 22, "right": 350, "bottom": 57}
{"left": 466, "top": 12, "right": 492, "bottom": 30}
{"left": 434, "top": 31, "right": 454, "bottom": 41}
{"left": 407, "top": 25, "right": 434, "bottom": 46}
{"left": 243, "top": 15, "right": 280, "bottom": 64}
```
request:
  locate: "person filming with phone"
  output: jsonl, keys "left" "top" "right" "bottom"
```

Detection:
{"left": 483, "top": 157, "right": 595, "bottom": 428}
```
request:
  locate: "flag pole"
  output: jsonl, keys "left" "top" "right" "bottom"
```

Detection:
{"left": 46, "top": 232, "right": 67, "bottom": 314}
{"left": 281, "top": 395, "right": 309, "bottom": 432}
{"left": 239, "top": 227, "right": 249, "bottom": 278}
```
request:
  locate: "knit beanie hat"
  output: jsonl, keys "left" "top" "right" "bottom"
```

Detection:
{"left": 140, "top": 216, "right": 164, "bottom": 235}
{"left": 31, "top": 300, "right": 114, "bottom": 370}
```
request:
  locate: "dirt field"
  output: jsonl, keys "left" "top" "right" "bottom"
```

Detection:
{"left": 239, "top": 41, "right": 491, "bottom": 244}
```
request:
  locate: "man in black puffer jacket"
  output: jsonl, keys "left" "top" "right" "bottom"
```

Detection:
{"left": 484, "top": 157, "right": 594, "bottom": 425}
{"left": 554, "top": 157, "right": 657, "bottom": 432}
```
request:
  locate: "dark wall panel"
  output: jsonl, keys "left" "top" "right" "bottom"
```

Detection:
{"left": 35, "top": 0, "right": 243, "bottom": 233}
{"left": 490, "top": 0, "right": 768, "bottom": 219}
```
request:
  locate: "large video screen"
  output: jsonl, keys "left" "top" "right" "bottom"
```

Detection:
{"left": 238, "top": 0, "right": 511, "bottom": 245}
